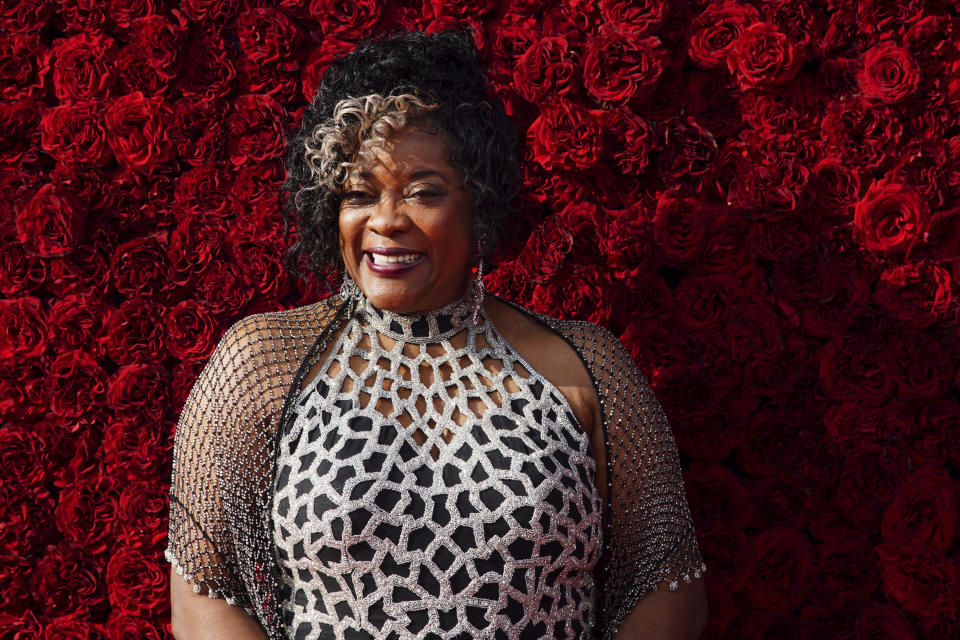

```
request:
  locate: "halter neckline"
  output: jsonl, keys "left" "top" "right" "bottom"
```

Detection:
{"left": 339, "top": 275, "right": 482, "bottom": 343}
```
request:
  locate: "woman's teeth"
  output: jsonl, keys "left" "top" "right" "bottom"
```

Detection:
{"left": 370, "top": 253, "right": 421, "bottom": 265}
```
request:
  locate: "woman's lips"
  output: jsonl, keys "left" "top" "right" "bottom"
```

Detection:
{"left": 364, "top": 251, "right": 425, "bottom": 276}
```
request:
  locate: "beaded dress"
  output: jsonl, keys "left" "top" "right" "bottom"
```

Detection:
{"left": 166, "top": 284, "right": 705, "bottom": 640}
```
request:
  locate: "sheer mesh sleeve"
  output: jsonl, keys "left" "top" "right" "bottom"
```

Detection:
{"left": 165, "top": 317, "right": 263, "bottom": 610}
{"left": 534, "top": 316, "right": 706, "bottom": 640}
{"left": 164, "top": 298, "right": 347, "bottom": 635}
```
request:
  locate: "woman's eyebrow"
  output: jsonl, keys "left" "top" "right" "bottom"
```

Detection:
{"left": 407, "top": 169, "right": 449, "bottom": 184}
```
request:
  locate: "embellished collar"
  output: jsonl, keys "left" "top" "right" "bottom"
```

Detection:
{"left": 339, "top": 275, "right": 482, "bottom": 343}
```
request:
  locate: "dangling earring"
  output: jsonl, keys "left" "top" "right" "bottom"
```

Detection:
{"left": 471, "top": 242, "right": 485, "bottom": 325}
{"left": 339, "top": 271, "right": 362, "bottom": 315}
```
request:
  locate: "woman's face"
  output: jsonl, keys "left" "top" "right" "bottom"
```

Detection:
{"left": 338, "top": 125, "right": 473, "bottom": 314}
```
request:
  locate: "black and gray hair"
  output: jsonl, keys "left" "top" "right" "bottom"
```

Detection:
{"left": 280, "top": 28, "right": 520, "bottom": 281}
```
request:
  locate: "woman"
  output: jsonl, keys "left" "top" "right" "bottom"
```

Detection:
{"left": 167, "top": 29, "right": 707, "bottom": 640}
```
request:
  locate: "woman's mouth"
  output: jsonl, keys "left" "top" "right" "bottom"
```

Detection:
{"left": 364, "top": 251, "right": 425, "bottom": 275}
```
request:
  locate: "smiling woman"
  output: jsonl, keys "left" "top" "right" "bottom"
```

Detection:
{"left": 166, "top": 28, "right": 707, "bottom": 640}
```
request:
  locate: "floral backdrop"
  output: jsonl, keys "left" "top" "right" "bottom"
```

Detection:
{"left": 2, "top": 0, "right": 960, "bottom": 637}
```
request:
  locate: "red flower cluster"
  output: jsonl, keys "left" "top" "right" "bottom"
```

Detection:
{"left": 3, "top": 0, "right": 960, "bottom": 637}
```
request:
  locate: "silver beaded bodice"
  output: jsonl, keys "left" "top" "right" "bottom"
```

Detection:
{"left": 272, "top": 291, "right": 602, "bottom": 639}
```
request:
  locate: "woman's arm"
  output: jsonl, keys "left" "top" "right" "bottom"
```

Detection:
{"left": 613, "top": 579, "right": 708, "bottom": 640}
{"left": 170, "top": 571, "right": 268, "bottom": 640}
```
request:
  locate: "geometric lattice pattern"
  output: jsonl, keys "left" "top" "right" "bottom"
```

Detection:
{"left": 273, "top": 293, "right": 602, "bottom": 639}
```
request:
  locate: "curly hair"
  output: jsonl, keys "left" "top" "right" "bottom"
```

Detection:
{"left": 280, "top": 28, "right": 520, "bottom": 282}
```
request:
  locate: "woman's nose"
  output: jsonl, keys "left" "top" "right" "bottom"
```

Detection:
{"left": 366, "top": 195, "right": 411, "bottom": 235}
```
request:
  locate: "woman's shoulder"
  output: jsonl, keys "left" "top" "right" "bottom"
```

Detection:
{"left": 204, "top": 296, "right": 347, "bottom": 379}
{"left": 486, "top": 294, "right": 626, "bottom": 365}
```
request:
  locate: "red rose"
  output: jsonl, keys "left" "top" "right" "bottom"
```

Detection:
{"left": 742, "top": 527, "right": 814, "bottom": 611}
{"left": 657, "top": 116, "right": 718, "bottom": 183}
{"left": 41, "top": 615, "right": 107, "bottom": 640}
{"left": 170, "top": 96, "right": 228, "bottom": 166}
{"left": 859, "top": 41, "right": 921, "bottom": 105}
{"left": 0, "top": 230, "right": 45, "bottom": 295}
{"left": 51, "top": 32, "right": 118, "bottom": 103}
{"left": 672, "top": 273, "right": 738, "bottom": 331}
{"left": 0, "top": 0, "right": 51, "bottom": 32}
{"left": 105, "top": 613, "right": 166, "bottom": 640}
{"left": 0, "top": 99, "right": 42, "bottom": 165}
{"left": 876, "top": 262, "right": 952, "bottom": 330}
{"left": 818, "top": 538, "right": 881, "bottom": 611}
{"left": 876, "top": 543, "right": 959, "bottom": 622}
{"left": 196, "top": 259, "right": 254, "bottom": 316}
{"left": 852, "top": 180, "right": 929, "bottom": 255}
{"left": 106, "top": 546, "right": 168, "bottom": 617}
{"left": 649, "top": 192, "right": 706, "bottom": 265}
{"left": 180, "top": 0, "right": 239, "bottom": 25}
{"left": 301, "top": 34, "right": 354, "bottom": 101}
{"left": 881, "top": 466, "right": 958, "bottom": 554}
{"left": 16, "top": 184, "right": 87, "bottom": 258}
{"left": 823, "top": 400, "right": 885, "bottom": 448}
{"left": 810, "top": 156, "right": 861, "bottom": 214}
{"left": 0, "top": 34, "right": 49, "bottom": 102}
{"left": 856, "top": 0, "right": 922, "bottom": 36}
{"left": 48, "top": 293, "right": 108, "bottom": 359}
{"left": 818, "top": 340, "right": 894, "bottom": 407}
{"left": 227, "top": 227, "right": 291, "bottom": 299}
{"left": 48, "top": 350, "right": 108, "bottom": 419}
{"left": 687, "top": 1, "right": 759, "bottom": 70}
{"left": 603, "top": 108, "right": 656, "bottom": 176}
{"left": 165, "top": 300, "right": 219, "bottom": 361}
{"left": 528, "top": 100, "right": 605, "bottom": 171}
{"left": 104, "top": 298, "right": 168, "bottom": 365}
{"left": 178, "top": 34, "right": 236, "bottom": 100}
{"left": 682, "top": 462, "right": 752, "bottom": 533}
{"left": 0, "top": 296, "right": 46, "bottom": 362}
{"left": 517, "top": 214, "right": 574, "bottom": 284}
{"left": 599, "top": 0, "right": 667, "bottom": 36}
{"left": 0, "top": 553, "right": 34, "bottom": 617}
{"left": 127, "top": 14, "right": 185, "bottom": 81}
{"left": 108, "top": 363, "right": 170, "bottom": 424}
{"left": 907, "top": 205, "right": 960, "bottom": 263}
{"left": 513, "top": 36, "right": 576, "bottom": 104}
{"left": 238, "top": 7, "right": 302, "bottom": 68}
{"left": 854, "top": 605, "right": 918, "bottom": 640}
{"left": 600, "top": 204, "right": 655, "bottom": 275}
{"left": 30, "top": 541, "right": 106, "bottom": 617}
{"left": 583, "top": 32, "right": 663, "bottom": 105}
{"left": 116, "top": 480, "right": 169, "bottom": 549}
{"left": 888, "top": 331, "right": 954, "bottom": 401}
{"left": 56, "top": 0, "right": 108, "bottom": 33}
{"left": 0, "top": 364, "right": 46, "bottom": 422}
{"left": 837, "top": 443, "right": 909, "bottom": 524}
{"left": 728, "top": 156, "right": 810, "bottom": 215}
{"left": 905, "top": 15, "right": 954, "bottom": 76}
{"left": 530, "top": 262, "right": 614, "bottom": 325}
{"left": 40, "top": 102, "right": 111, "bottom": 167}
{"left": 104, "top": 92, "right": 174, "bottom": 173}
{"left": 54, "top": 474, "right": 117, "bottom": 555}
{"left": 172, "top": 166, "right": 233, "bottom": 219}
{"left": 727, "top": 22, "right": 803, "bottom": 91}
{"left": 167, "top": 216, "right": 227, "bottom": 288}
{"left": 0, "top": 482, "right": 54, "bottom": 557}
{"left": 308, "top": 0, "right": 382, "bottom": 38}
{"left": 821, "top": 97, "right": 903, "bottom": 171}
{"left": 226, "top": 94, "right": 288, "bottom": 169}
{"left": 103, "top": 416, "right": 171, "bottom": 483}
{"left": 110, "top": 234, "right": 173, "bottom": 298}
{"left": 0, "top": 609, "right": 42, "bottom": 638}
{"left": 44, "top": 225, "right": 115, "bottom": 299}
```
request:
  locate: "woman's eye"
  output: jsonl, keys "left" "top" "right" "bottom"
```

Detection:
{"left": 343, "top": 190, "right": 373, "bottom": 202}
{"left": 409, "top": 189, "right": 443, "bottom": 200}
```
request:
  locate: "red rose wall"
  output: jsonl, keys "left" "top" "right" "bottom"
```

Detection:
{"left": 2, "top": 0, "right": 960, "bottom": 637}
